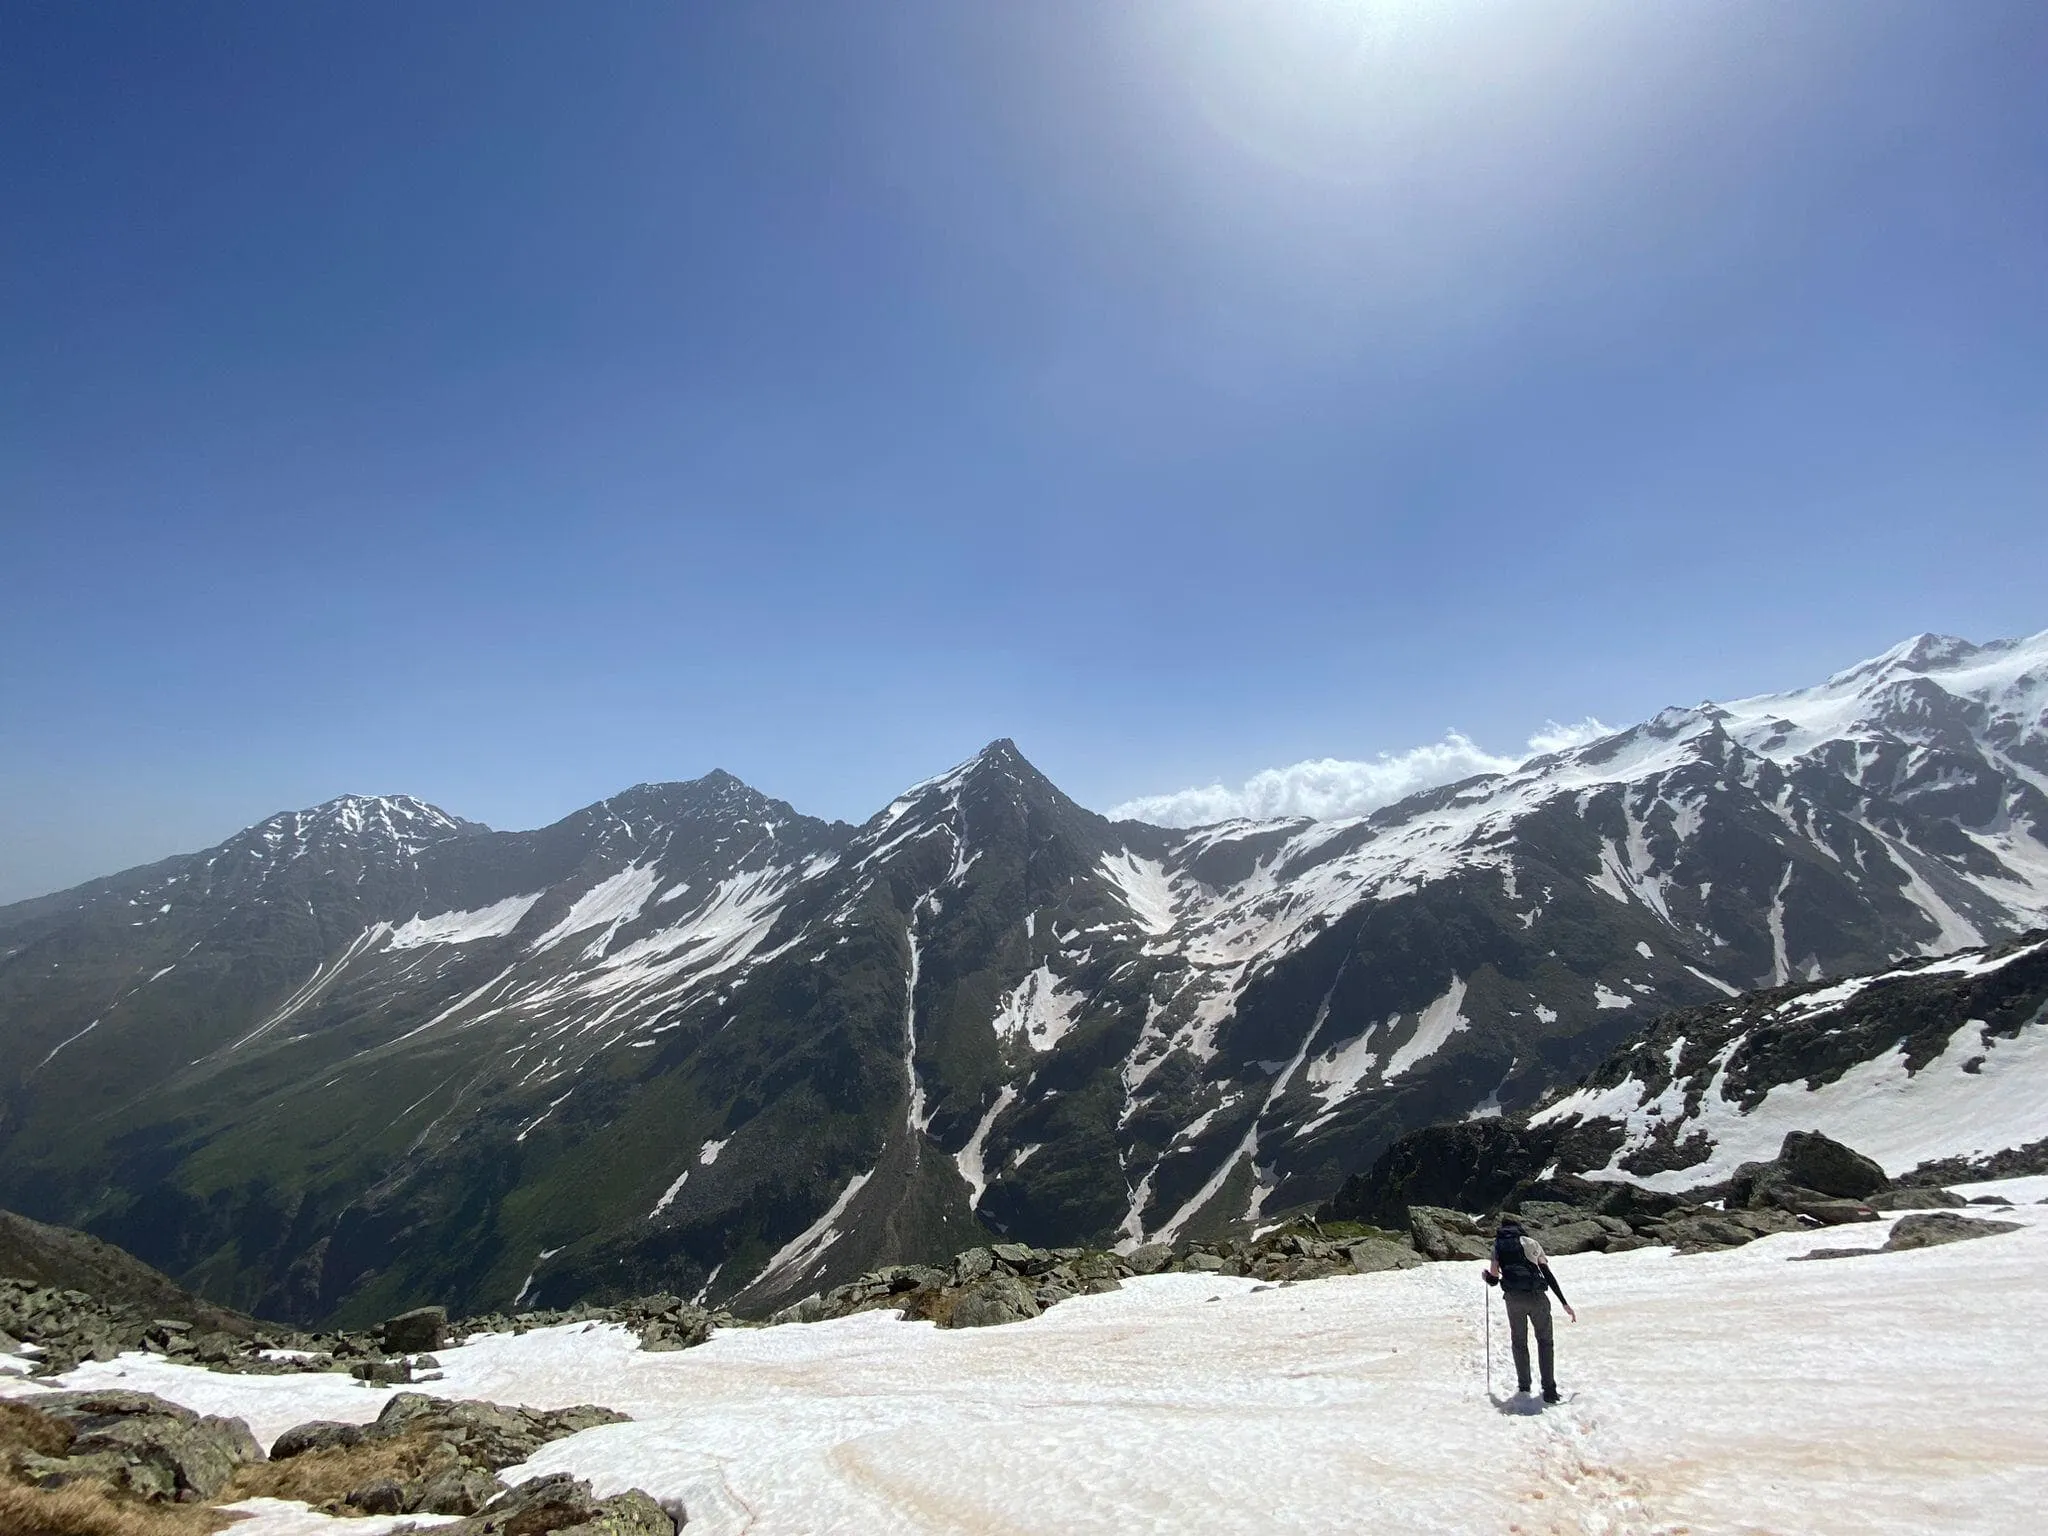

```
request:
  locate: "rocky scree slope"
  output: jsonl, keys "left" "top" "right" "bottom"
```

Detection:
{"left": 1, "top": 631, "right": 2044, "bottom": 1326}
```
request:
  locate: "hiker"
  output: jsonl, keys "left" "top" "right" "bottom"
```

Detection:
{"left": 1482, "top": 1217, "right": 1577, "bottom": 1402}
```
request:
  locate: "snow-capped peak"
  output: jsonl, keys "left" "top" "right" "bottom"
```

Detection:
{"left": 241, "top": 794, "right": 479, "bottom": 858}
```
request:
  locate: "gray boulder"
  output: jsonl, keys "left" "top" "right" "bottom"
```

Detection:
{"left": 1408, "top": 1207, "right": 1490, "bottom": 1262}
{"left": 1865, "top": 1187, "right": 1967, "bottom": 1211}
{"left": 379, "top": 1305, "right": 449, "bottom": 1354}
{"left": 1884, "top": 1212, "right": 2022, "bottom": 1252}
{"left": 443, "top": 1472, "right": 678, "bottom": 1536}
{"left": 1770, "top": 1187, "right": 1880, "bottom": 1226}
{"left": 945, "top": 1273, "right": 1041, "bottom": 1329}
{"left": 1778, "top": 1131, "right": 1888, "bottom": 1200}
{"left": 1123, "top": 1243, "right": 1173, "bottom": 1276}
{"left": 29, "top": 1388, "right": 263, "bottom": 1502}
{"left": 1343, "top": 1238, "right": 1424, "bottom": 1274}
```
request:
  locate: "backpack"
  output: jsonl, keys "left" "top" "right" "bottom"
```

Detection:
{"left": 1494, "top": 1223, "right": 1541, "bottom": 1293}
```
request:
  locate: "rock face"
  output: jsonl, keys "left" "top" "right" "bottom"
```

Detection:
{"left": 19, "top": 1389, "right": 263, "bottom": 1502}
{"left": 1320, "top": 1121, "right": 1557, "bottom": 1231}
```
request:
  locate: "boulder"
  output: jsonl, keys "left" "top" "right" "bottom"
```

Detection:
{"left": 1408, "top": 1207, "right": 1490, "bottom": 1262}
{"left": 1533, "top": 1220, "right": 1607, "bottom": 1256}
{"left": 1179, "top": 1251, "right": 1226, "bottom": 1273}
{"left": 1123, "top": 1243, "right": 1173, "bottom": 1276}
{"left": 29, "top": 1389, "right": 263, "bottom": 1502}
{"left": 951, "top": 1247, "right": 996, "bottom": 1283}
{"left": 442, "top": 1472, "right": 678, "bottom": 1536}
{"left": 352, "top": 1358, "right": 414, "bottom": 1385}
{"left": 1343, "top": 1239, "right": 1424, "bottom": 1275}
{"left": 945, "top": 1274, "right": 1041, "bottom": 1329}
{"left": 1864, "top": 1187, "right": 1967, "bottom": 1211}
{"left": 379, "top": 1305, "right": 449, "bottom": 1354}
{"left": 271, "top": 1419, "right": 366, "bottom": 1458}
{"left": 1768, "top": 1187, "right": 1879, "bottom": 1226}
{"left": 1777, "top": 1131, "right": 1888, "bottom": 1200}
{"left": 1884, "top": 1213, "right": 2022, "bottom": 1252}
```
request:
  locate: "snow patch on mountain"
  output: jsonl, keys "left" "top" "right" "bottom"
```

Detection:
{"left": 532, "top": 865, "right": 662, "bottom": 952}
{"left": 388, "top": 893, "right": 542, "bottom": 949}
{"left": 990, "top": 964, "right": 1083, "bottom": 1052}
{"left": 1099, "top": 850, "right": 1177, "bottom": 935}
{"left": 1381, "top": 977, "right": 1471, "bottom": 1080}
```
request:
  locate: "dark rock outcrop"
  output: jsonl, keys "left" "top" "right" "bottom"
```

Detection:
{"left": 1777, "top": 1131, "right": 1888, "bottom": 1200}
{"left": 379, "top": 1305, "right": 448, "bottom": 1354}
{"left": 1319, "top": 1120, "right": 1557, "bottom": 1230}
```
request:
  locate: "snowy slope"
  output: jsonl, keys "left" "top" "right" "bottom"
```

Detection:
{"left": 1534, "top": 931, "right": 2048, "bottom": 1189}
{"left": 13, "top": 1187, "right": 2046, "bottom": 1536}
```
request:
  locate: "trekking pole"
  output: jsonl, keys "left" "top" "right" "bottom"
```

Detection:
{"left": 1484, "top": 1284, "right": 1492, "bottom": 1397}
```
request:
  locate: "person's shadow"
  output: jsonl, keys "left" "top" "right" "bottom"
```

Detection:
{"left": 1490, "top": 1392, "right": 1545, "bottom": 1416}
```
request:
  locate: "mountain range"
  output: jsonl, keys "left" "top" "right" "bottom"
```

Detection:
{"left": 2, "top": 629, "right": 2043, "bottom": 1326}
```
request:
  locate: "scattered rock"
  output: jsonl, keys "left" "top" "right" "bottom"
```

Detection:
{"left": 255, "top": 1392, "right": 633, "bottom": 1518}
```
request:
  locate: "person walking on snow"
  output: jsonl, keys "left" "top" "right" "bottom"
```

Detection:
{"left": 1483, "top": 1217, "right": 1576, "bottom": 1402}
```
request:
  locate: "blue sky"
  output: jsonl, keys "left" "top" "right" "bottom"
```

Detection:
{"left": 3, "top": 2, "right": 2044, "bottom": 901}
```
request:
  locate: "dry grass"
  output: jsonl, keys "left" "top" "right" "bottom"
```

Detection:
{"left": 0, "top": 1401, "right": 75, "bottom": 1462}
{"left": 0, "top": 1483, "right": 237, "bottom": 1536}
{"left": 1, "top": 1397, "right": 235, "bottom": 1536}
{"left": 222, "top": 1427, "right": 461, "bottom": 1510}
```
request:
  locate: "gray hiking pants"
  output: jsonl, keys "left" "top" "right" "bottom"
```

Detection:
{"left": 1502, "top": 1289, "right": 1554, "bottom": 1392}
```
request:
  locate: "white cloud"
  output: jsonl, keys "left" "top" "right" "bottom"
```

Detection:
{"left": 1110, "top": 718, "right": 1615, "bottom": 828}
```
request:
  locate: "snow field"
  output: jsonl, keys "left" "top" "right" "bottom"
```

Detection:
{"left": 10, "top": 1186, "right": 2044, "bottom": 1535}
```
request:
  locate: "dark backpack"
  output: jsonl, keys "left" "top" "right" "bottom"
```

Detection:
{"left": 1494, "top": 1223, "right": 1541, "bottom": 1293}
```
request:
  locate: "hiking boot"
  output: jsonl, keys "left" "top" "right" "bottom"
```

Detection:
{"left": 1542, "top": 1386, "right": 1562, "bottom": 1404}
